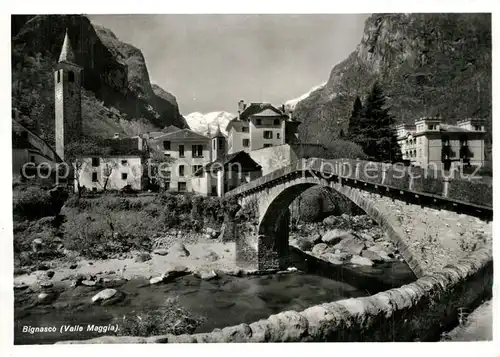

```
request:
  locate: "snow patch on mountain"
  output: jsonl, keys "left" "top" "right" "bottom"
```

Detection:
{"left": 285, "top": 82, "right": 327, "bottom": 111}
{"left": 184, "top": 111, "right": 235, "bottom": 136}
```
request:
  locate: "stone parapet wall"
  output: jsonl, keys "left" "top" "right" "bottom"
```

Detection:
{"left": 57, "top": 245, "right": 492, "bottom": 344}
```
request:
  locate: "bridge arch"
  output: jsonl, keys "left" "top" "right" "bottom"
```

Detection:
{"left": 243, "top": 176, "right": 424, "bottom": 277}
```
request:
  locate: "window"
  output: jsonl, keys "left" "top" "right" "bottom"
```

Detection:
{"left": 192, "top": 145, "right": 203, "bottom": 157}
{"left": 57, "top": 70, "right": 61, "bottom": 83}
{"left": 263, "top": 131, "right": 273, "bottom": 139}
{"left": 121, "top": 173, "right": 128, "bottom": 180}
{"left": 429, "top": 125, "right": 435, "bottom": 130}
{"left": 273, "top": 119, "right": 280, "bottom": 126}
{"left": 277, "top": 133, "right": 281, "bottom": 139}
{"left": 211, "top": 186, "right": 217, "bottom": 196}
{"left": 256, "top": 119, "right": 262, "bottom": 125}
{"left": 179, "top": 145, "right": 185, "bottom": 157}
{"left": 30, "top": 156, "right": 35, "bottom": 163}
{"left": 179, "top": 165, "right": 185, "bottom": 177}
{"left": 163, "top": 141, "right": 171, "bottom": 150}
{"left": 264, "top": 144, "right": 273, "bottom": 148}
{"left": 178, "top": 182, "right": 187, "bottom": 192}
{"left": 68, "top": 71, "right": 75, "bottom": 82}
{"left": 164, "top": 182, "right": 170, "bottom": 191}
{"left": 192, "top": 165, "right": 202, "bottom": 174}
{"left": 164, "top": 153, "right": 171, "bottom": 158}
{"left": 242, "top": 139, "right": 250, "bottom": 147}
{"left": 218, "top": 139, "right": 224, "bottom": 150}
{"left": 475, "top": 125, "right": 481, "bottom": 131}
{"left": 92, "top": 172, "right": 98, "bottom": 182}
{"left": 121, "top": 160, "right": 128, "bottom": 165}
{"left": 92, "top": 157, "right": 100, "bottom": 167}
{"left": 213, "top": 141, "right": 216, "bottom": 150}
{"left": 242, "top": 127, "right": 249, "bottom": 132}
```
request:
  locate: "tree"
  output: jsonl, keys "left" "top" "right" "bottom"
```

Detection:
{"left": 356, "top": 82, "right": 402, "bottom": 162}
{"left": 144, "top": 149, "right": 176, "bottom": 191}
{"left": 65, "top": 137, "right": 106, "bottom": 197}
{"left": 347, "top": 96, "right": 363, "bottom": 141}
{"left": 101, "top": 159, "right": 118, "bottom": 191}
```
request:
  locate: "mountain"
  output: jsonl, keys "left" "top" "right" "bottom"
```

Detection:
{"left": 285, "top": 82, "right": 327, "bottom": 112}
{"left": 184, "top": 111, "right": 235, "bottom": 136}
{"left": 11, "top": 15, "right": 188, "bottom": 145}
{"left": 293, "top": 13, "right": 492, "bottom": 146}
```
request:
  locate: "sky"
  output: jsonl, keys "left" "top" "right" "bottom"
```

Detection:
{"left": 88, "top": 14, "right": 370, "bottom": 115}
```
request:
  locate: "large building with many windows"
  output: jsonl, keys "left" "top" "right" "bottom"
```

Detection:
{"left": 396, "top": 117, "right": 487, "bottom": 170}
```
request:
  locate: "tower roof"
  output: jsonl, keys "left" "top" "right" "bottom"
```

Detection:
{"left": 211, "top": 124, "right": 225, "bottom": 138}
{"left": 58, "top": 30, "right": 76, "bottom": 64}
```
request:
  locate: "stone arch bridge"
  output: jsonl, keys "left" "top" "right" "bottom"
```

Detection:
{"left": 225, "top": 158, "right": 492, "bottom": 278}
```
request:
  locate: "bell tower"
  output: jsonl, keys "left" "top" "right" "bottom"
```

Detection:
{"left": 55, "top": 29, "right": 83, "bottom": 160}
{"left": 211, "top": 124, "right": 226, "bottom": 161}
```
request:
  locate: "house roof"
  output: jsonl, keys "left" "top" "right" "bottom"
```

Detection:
{"left": 211, "top": 124, "right": 225, "bottom": 139}
{"left": 163, "top": 125, "right": 182, "bottom": 133}
{"left": 12, "top": 119, "right": 63, "bottom": 163}
{"left": 152, "top": 129, "right": 209, "bottom": 142}
{"left": 194, "top": 151, "right": 261, "bottom": 176}
{"left": 240, "top": 103, "right": 286, "bottom": 120}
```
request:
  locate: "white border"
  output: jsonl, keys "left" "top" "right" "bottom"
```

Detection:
{"left": 1, "top": 1, "right": 499, "bottom": 357}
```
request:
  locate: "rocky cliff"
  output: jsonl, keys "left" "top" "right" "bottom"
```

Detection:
{"left": 11, "top": 15, "right": 188, "bottom": 144}
{"left": 294, "top": 13, "right": 492, "bottom": 146}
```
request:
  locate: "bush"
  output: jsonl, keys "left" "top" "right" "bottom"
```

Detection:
{"left": 113, "top": 297, "right": 204, "bottom": 337}
{"left": 13, "top": 186, "right": 67, "bottom": 220}
{"left": 323, "top": 140, "right": 369, "bottom": 160}
{"left": 447, "top": 180, "right": 492, "bottom": 207}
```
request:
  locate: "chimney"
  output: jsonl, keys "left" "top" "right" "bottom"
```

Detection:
{"left": 238, "top": 100, "right": 246, "bottom": 117}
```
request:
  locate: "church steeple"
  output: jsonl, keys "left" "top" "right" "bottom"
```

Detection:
{"left": 211, "top": 124, "right": 226, "bottom": 161}
{"left": 54, "top": 29, "right": 82, "bottom": 160}
{"left": 58, "top": 29, "right": 76, "bottom": 64}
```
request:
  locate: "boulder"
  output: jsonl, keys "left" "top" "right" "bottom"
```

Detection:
{"left": 162, "top": 265, "right": 190, "bottom": 281}
{"left": 321, "top": 229, "right": 350, "bottom": 245}
{"left": 149, "top": 276, "right": 164, "bottom": 285}
{"left": 135, "top": 252, "right": 152, "bottom": 263}
{"left": 367, "top": 245, "right": 393, "bottom": 261}
{"left": 153, "top": 248, "right": 169, "bottom": 256}
{"left": 320, "top": 253, "right": 344, "bottom": 265}
{"left": 311, "top": 243, "right": 328, "bottom": 256}
{"left": 81, "top": 280, "right": 96, "bottom": 287}
{"left": 168, "top": 242, "right": 190, "bottom": 258}
{"left": 40, "top": 281, "right": 53, "bottom": 288}
{"left": 292, "top": 235, "right": 320, "bottom": 251}
{"left": 350, "top": 255, "right": 374, "bottom": 266}
{"left": 332, "top": 236, "right": 366, "bottom": 255}
{"left": 204, "top": 251, "right": 220, "bottom": 262}
{"left": 322, "top": 216, "right": 338, "bottom": 226}
{"left": 194, "top": 269, "right": 218, "bottom": 281}
{"left": 14, "top": 283, "right": 28, "bottom": 290}
{"left": 91, "top": 288, "right": 117, "bottom": 303}
{"left": 38, "top": 292, "right": 57, "bottom": 304}
{"left": 362, "top": 249, "right": 388, "bottom": 263}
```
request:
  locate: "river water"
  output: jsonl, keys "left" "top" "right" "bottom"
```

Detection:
{"left": 14, "top": 260, "right": 415, "bottom": 345}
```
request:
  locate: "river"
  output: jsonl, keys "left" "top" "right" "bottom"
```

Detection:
{"left": 14, "top": 260, "right": 415, "bottom": 344}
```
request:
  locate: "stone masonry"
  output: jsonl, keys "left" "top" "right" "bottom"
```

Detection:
{"left": 228, "top": 159, "right": 492, "bottom": 277}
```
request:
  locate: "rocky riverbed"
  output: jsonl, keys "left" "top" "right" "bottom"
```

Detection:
{"left": 290, "top": 214, "right": 402, "bottom": 268}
